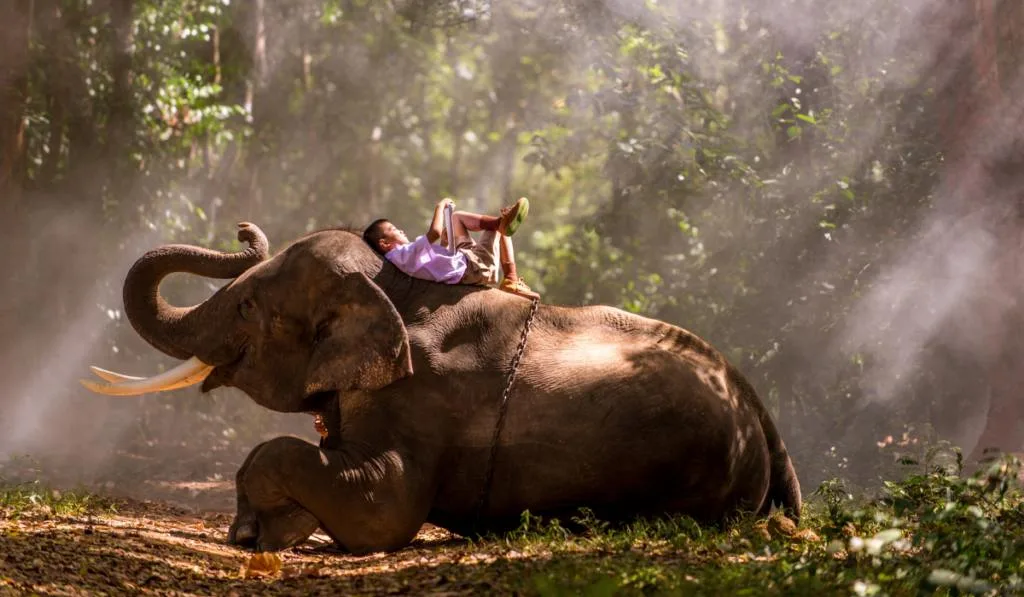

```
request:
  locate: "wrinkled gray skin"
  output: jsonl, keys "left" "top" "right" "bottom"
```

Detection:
{"left": 122, "top": 223, "right": 801, "bottom": 554}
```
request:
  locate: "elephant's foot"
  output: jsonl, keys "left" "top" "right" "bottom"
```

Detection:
{"left": 227, "top": 510, "right": 259, "bottom": 547}
{"left": 227, "top": 504, "right": 320, "bottom": 552}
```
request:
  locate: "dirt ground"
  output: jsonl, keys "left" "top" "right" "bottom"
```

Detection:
{"left": 0, "top": 498, "right": 519, "bottom": 596}
{"left": 0, "top": 446, "right": 563, "bottom": 596}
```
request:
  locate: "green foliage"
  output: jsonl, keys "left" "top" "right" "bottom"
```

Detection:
{"left": 497, "top": 455, "right": 1024, "bottom": 596}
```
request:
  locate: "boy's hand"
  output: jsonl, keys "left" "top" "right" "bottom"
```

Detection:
{"left": 427, "top": 198, "right": 454, "bottom": 244}
{"left": 313, "top": 414, "right": 328, "bottom": 438}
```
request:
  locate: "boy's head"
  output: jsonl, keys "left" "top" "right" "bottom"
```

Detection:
{"left": 363, "top": 218, "right": 409, "bottom": 255}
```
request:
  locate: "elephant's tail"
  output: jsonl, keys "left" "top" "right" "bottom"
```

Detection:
{"left": 732, "top": 370, "right": 802, "bottom": 522}
{"left": 759, "top": 415, "right": 802, "bottom": 522}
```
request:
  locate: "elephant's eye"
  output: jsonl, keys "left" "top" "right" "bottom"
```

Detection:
{"left": 314, "top": 320, "right": 331, "bottom": 345}
{"left": 239, "top": 298, "right": 257, "bottom": 321}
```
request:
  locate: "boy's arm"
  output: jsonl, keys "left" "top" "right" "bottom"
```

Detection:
{"left": 425, "top": 198, "right": 453, "bottom": 244}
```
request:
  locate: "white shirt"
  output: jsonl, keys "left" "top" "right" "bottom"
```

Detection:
{"left": 385, "top": 235, "right": 466, "bottom": 284}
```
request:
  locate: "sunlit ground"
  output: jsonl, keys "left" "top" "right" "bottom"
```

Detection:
{"left": 1, "top": 455, "right": 1022, "bottom": 596}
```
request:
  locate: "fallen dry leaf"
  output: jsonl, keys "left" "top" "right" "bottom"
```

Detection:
{"left": 766, "top": 514, "right": 797, "bottom": 537}
{"left": 241, "top": 552, "right": 283, "bottom": 579}
{"left": 791, "top": 528, "right": 822, "bottom": 543}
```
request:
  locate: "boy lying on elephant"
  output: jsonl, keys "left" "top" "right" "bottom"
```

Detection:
{"left": 363, "top": 197, "right": 539, "bottom": 300}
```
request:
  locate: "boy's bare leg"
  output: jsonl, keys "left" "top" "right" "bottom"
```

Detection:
{"left": 499, "top": 235, "right": 515, "bottom": 275}
{"left": 452, "top": 211, "right": 500, "bottom": 239}
{"left": 452, "top": 198, "right": 526, "bottom": 239}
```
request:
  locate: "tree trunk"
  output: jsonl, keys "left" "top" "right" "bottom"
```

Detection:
{"left": 974, "top": 0, "right": 1024, "bottom": 460}
{"left": 0, "top": 0, "right": 33, "bottom": 203}
{"left": 107, "top": 0, "right": 135, "bottom": 206}
{"left": 60, "top": 2, "right": 99, "bottom": 208}
{"left": 37, "top": 0, "right": 66, "bottom": 187}
{"left": 245, "top": 0, "right": 268, "bottom": 220}
{"left": 201, "top": 11, "right": 249, "bottom": 234}
{"left": 940, "top": 0, "right": 1024, "bottom": 460}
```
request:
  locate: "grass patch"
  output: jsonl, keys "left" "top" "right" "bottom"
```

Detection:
{"left": 488, "top": 452, "right": 1024, "bottom": 596}
{"left": 0, "top": 480, "right": 114, "bottom": 519}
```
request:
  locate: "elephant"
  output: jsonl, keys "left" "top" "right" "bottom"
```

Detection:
{"left": 83, "top": 222, "right": 802, "bottom": 554}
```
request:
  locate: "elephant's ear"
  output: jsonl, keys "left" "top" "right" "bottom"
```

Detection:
{"left": 308, "top": 272, "right": 413, "bottom": 393}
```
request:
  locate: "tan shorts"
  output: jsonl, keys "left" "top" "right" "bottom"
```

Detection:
{"left": 455, "top": 229, "right": 499, "bottom": 286}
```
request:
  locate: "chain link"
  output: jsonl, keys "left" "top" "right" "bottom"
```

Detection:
{"left": 474, "top": 296, "right": 540, "bottom": 520}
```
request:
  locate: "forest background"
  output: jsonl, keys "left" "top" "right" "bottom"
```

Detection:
{"left": 1, "top": 0, "right": 1024, "bottom": 496}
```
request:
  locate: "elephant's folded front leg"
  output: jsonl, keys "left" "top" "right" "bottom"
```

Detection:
{"left": 231, "top": 435, "right": 428, "bottom": 554}
{"left": 229, "top": 439, "right": 320, "bottom": 551}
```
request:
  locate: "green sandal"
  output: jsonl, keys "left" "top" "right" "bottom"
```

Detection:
{"left": 499, "top": 197, "right": 530, "bottom": 237}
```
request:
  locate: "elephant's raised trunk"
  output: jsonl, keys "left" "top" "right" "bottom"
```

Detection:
{"left": 123, "top": 222, "right": 269, "bottom": 360}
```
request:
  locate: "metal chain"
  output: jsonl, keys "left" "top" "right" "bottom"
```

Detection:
{"left": 474, "top": 296, "right": 540, "bottom": 520}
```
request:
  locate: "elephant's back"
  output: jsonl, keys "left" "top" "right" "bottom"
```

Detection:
{"left": 522, "top": 304, "right": 737, "bottom": 410}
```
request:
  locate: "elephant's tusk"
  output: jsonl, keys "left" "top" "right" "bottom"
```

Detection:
{"left": 89, "top": 365, "right": 210, "bottom": 392}
{"left": 87, "top": 371, "right": 210, "bottom": 394}
{"left": 90, "top": 366, "right": 204, "bottom": 392}
{"left": 89, "top": 366, "right": 145, "bottom": 383}
{"left": 79, "top": 356, "right": 214, "bottom": 396}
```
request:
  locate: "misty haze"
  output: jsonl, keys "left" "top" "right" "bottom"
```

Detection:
{"left": 1, "top": 0, "right": 1023, "bottom": 593}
